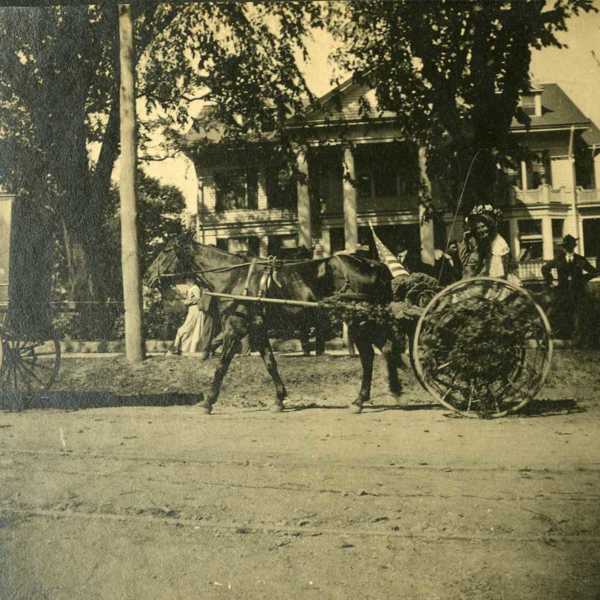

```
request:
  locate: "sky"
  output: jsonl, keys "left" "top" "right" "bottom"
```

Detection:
{"left": 144, "top": 4, "right": 600, "bottom": 212}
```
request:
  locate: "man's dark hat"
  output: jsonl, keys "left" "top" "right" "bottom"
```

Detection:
{"left": 560, "top": 234, "right": 578, "bottom": 247}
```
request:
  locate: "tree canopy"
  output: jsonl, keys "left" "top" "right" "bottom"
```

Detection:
{"left": 0, "top": 2, "right": 325, "bottom": 302}
{"left": 327, "top": 0, "right": 596, "bottom": 213}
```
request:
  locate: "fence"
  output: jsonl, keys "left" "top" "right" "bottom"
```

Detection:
{"left": 516, "top": 257, "right": 597, "bottom": 282}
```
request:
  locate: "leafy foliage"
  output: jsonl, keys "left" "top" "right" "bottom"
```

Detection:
{"left": 326, "top": 0, "right": 596, "bottom": 212}
{"left": 0, "top": 3, "right": 326, "bottom": 307}
{"left": 419, "top": 290, "right": 549, "bottom": 416}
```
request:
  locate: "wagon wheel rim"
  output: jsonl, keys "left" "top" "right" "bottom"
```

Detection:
{"left": 0, "top": 332, "right": 61, "bottom": 398}
{"left": 412, "top": 277, "right": 553, "bottom": 418}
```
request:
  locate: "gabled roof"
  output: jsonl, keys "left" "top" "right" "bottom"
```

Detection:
{"left": 181, "top": 80, "right": 593, "bottom": 148}
{"left": 510, "top": 83, "right": 590, "bottom": 131}
{"left": 305, "top": 78, "right": 591, "bottom": 131}
{"left": 299, "top": 76, "right": 397, "bottom": 125}
{"left": 179, "top": 105, "right": 276, "bottom": 149}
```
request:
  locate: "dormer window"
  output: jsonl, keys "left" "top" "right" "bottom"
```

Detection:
{"left": 519, "top": 91, "right": 542, "bottom": 117}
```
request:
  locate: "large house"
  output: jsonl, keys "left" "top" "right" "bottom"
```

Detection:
{"left": 180, "top": 80, "right": 600, "bottom": 279}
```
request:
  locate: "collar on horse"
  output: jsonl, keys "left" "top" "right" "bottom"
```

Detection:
{"left": 240, "top": 256, "right": 284, "bottom": 298}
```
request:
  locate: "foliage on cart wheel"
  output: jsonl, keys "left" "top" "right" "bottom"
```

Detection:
{"left": 418, "top": 292, "right": 546, "bottom": 414}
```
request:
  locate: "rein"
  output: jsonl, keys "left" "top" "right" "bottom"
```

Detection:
{"left": 158, "top": 255, "right": 329, "bottom": 279}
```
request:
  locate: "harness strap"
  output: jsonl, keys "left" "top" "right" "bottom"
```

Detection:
{"left": 243, "top": 258, "right": 257, "bottom": 297}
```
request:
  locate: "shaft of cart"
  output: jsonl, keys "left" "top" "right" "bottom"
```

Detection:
{"left": 203, "top": 290, "right": 321, "bottom": 308}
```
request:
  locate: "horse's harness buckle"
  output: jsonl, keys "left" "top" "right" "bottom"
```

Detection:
{"left": 259, "top": 256, "right": 283, "bottom": 297}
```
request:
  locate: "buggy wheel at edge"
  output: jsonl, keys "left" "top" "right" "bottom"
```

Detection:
{"left": 0, "top": 329, "right": 61, "bottom": 399}
{"left": 412, "top": 277, "right": 553, "bottom": 418}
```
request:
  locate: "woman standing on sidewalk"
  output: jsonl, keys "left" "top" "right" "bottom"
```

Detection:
{"left": 168, "top": 275, "right": 207, "bottom": 356}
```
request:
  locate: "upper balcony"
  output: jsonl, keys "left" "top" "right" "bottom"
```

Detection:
{"left": 196, "top": 207, "right": 297, "bottom": 228}
{"left": 509, "top": 185, "right": 600, "bottom": 207}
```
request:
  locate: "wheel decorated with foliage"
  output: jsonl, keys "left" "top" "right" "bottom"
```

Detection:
{"left": 412, "top": 277, "right": 553, "bottom": 418}
{"left": 0, "top": 328, "right": 61, "bottom": 398}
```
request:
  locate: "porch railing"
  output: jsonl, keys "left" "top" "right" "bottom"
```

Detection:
{"left": 517, "top": 257, "right": 598, "bottom": 281}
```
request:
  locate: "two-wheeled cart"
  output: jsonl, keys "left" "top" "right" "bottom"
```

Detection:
{"left": 201, "top": 274, "right": 553, "bottom": 419}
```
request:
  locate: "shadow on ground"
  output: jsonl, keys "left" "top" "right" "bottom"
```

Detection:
{"left": 0, "top": 391, "right": 197, "bottom": 411}
{"left": 284, "top": 401, "right": 443, "bottom": 413}
{"left": 519, "top": 398, "right": 583, "bottom": 417}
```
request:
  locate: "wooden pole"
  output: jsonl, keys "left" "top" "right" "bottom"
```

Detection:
{"left": 203, "top": 290, "right": 320, "bottom": 308}
{"left": 118, "top": 4, "right": 144, "bottom": 362}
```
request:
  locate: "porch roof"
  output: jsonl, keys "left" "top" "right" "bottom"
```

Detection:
{"left": 582, "top": 122, "right": 600, "bottom": 147}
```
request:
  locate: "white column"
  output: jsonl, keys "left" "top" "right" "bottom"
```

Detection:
{"left": 417, "top": 147, "right": 435, "bottom": 266}
{"left": 259, "top": 235, "right": 269, "bottom": 257}
{"left": 257, "top": 170, "right": 268, "bottom": 210}
{"left": 296, "top": 149, "right": 312, "bottom": 249}
{"left": 508, "top": 218, "right": 519, "bottom": 260}
{"left": 201, "top": 176, "right": 217, "bottom": 212}
{"left": 342, "top": 145, "right": 358, "bottom": 252}
{"left": 320, "top": 228, "right": 332, "bottom": 257}
{"left": 593, "top": 150, "right": 600, "bottom": 190}
{"left": 520, "top": 160, "right": 528, "bottom": 191}
{"left": 204, "top": 230, "right": 218, "bottom": 246}
{"left": 418, "top": 204, "right": 436, "bottom": 266}
{"left": 541, "top": 216, "right": 554, "bottom": 260}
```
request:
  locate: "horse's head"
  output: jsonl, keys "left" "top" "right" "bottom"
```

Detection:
{"left": 144, "top": 235, "right": 198, "bottom": 288}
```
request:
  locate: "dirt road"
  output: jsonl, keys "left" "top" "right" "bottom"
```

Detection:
{"left": 1, "top": 353, "right": 600, "bottom": 599}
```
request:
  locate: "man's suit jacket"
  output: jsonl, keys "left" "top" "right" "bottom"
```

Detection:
{"left": 541, "top": 252, "right": 598, "bottom": 293}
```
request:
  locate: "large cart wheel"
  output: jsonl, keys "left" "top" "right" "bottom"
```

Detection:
{"left": 0, "top": 329, "right": 61, "bottom": 396}
{"left": 412, "top": 277, "right": 553, "bottom": 418}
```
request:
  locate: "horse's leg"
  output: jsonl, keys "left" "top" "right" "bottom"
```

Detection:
{"left": 314, "top": 310, "right": 326, "bottom": 356}
{"left": 299, "top": 321, "right": 311, "bottom": 356}
{"left": 381, "top": 332, "right": 404, "bottom": 398}
{"left": 200, "top": 318, "right": 242, "bottom": 414}
{"left": 253, "top": 320, "right": 287, "bottom": 412}
{"left": 349, "top": 325, "right": 374, "bottom": 414}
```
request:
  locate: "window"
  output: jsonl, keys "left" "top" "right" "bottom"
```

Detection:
{"left": 525, "top": 151, "right": 552, "bottom": 189}
{"left": 216, "top": 238, "right": 229, "bottom": 252}
{"left": 266, "top": 164, "right": 297, "bottom": 210}
{"left": 227, "top": 236, "right": 259, "bottom": 256}
{"left": 214, "top": 168, "right": 258, "bottom": 211}
{"left": 519, "top": 92, "right": 542, "bottom": 117}
{"left": 268, "top": 234, "right": 301, "bottom": 258}
{"left": 552, "top": 219, "right": 564, "bottom": 252}
{"left": 583, "top": 219, "right": 600, "bottom": 259}
{"left": 518, "top": 219, "right": 543, "bottom": 261}
{"left": 354, "top": 143, "right": 417, "bottom": 200}
{"left": 519, "top": 95, "right": 536, "bottom": 117}
{"left": 330, "top": 228, "right": 345, "bottom": 254}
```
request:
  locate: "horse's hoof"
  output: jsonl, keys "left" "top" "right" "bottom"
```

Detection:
{"left": 349, "top": 404, "right": 363, "bottom": 414}
{"left": 389, "top": 386, "right": 402, "bottom": 399}
{"left": 271, "top": 403, "right": 284, "bottom": 413}
{"left": 199, "top": 402, "right": 213, "bottom": 415}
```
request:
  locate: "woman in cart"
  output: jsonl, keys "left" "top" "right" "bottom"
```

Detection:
{"left": 461, "top": 205, "right": 520, "bottom": 284}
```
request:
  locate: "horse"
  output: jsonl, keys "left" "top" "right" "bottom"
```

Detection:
{"left": 145, "top": 239, "right": 404, "bottom": 414}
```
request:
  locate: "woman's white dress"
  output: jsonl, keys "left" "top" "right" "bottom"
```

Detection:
{"left": 175, "top": 284, "right": 204, "bottom": 353}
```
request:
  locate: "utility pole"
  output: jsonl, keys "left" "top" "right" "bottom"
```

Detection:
{"left": 118, "top": 3, "right": 144, "bottom": 362}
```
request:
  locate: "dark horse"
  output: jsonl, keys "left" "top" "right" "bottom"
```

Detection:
{"left": 146, "top": 240, "right": 406, "bottom": 414}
